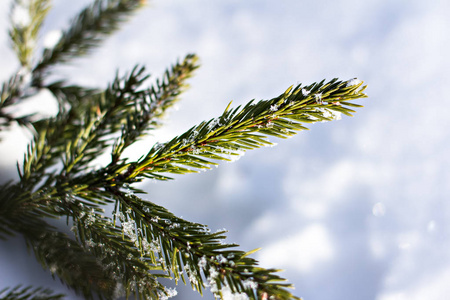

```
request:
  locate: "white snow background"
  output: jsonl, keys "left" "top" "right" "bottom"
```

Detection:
{"left": 1, "top": 0, "right": 449, "bottom": 300}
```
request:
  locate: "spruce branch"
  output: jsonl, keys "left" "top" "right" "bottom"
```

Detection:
{"left": 9, "top": 73, "right": 367, "bottom": 300}
{"left": 70, "top": 207, "right": 170, "bottom": 299}
{"left": 33, "top": 0, "right": 146, "bottom": 75}
{"left": 1, "top": 74, "right": 21, "bottom": 110}
{"left": 0, "top": 285, "right": 64, "bottom": 300}
{"left": 18, "top": 115, "right": 75, "bottom": 189}
{"left": 12, "top": 181, "right": 171, "bottom": 299}
{"left": 114, "top": 79, "right": 367, "bottom": 182}
{"left": 18, "top": 53, "right": 197, "bottom": 187}
{"left": 0, "top": 182, "right": 165, "bottom": 299}
{"left": 9, "top": 0, "right": 52, "bottom": 68}
{"left": 111, "top": 54, "right": 199, "bottom": 163}
{"left": 27, "top": 230, "right": 117, "bottom": 299}
{"left": 109, "top": 192, "right": 302, "bottom": 300}
{"left": 0, "top": 73, "right": 35, "bottom": 131}
{"left": 0, "top": 182, "right": 50, "bottom": 240}
{"left": 45, "top": 83, "right": 99, "bottom": 115}
{"left": 16, "top": 174, "right": 300, "bottom": 299}
{"left": 0, "top": 184, "right": 115, "bottom": 299}
{"left": 57, "top": 53, "right": 198, "bottom": 176}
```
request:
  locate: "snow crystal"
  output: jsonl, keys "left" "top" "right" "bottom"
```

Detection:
{"left": 227, "top": 150, "right": 245, "bottom": 163}
{"left": 346, "top": 78, "right": 362, "bottom": 86}
{"left": 85, "top": 239, "right": 96, "bottom": 248}
{"left": 125, "top": 188, "right": 134, "bottom": 197}
{"left": 270, "top": 104, "right": 278, "bottom": 112}
{"left": 116, "top": 212, "right": 125, "bottom": 221}
{"left": 216, "top": 254, "right": 228, "bottom": 264}
{"left": 142, "top": 239, "right": 160, "bottom": 253}
{"left": 154, "top": 142, "right": 165, "bottom": 151}
{"left": 84, "top": 210, "right": 96, "bottom": 227}
{"left": 166, "top": 287, "right": 178, "bottom": 298}
{"left": 185, "top": 263, "right": 198, "bottom": 285}
{"left": 301, "top": 89, "right": 310, "bottom": 96}
{"left": 316, "top": 108, "right": 342, "bottom": 122}
{"left": 332, "top": 111, "right": 342, "bottom": 120}
{"left": 314, "top": 93, "right": 323, "bottom": 104}
{"left": 243, "top": 279, "right": 258, "bottom": 289}
{"left": 208, "top": 278, "right": 219, "bottom": 293}
{"left": 208, "top": 118, "right": 221, "bottom": 130}
{"left": 191, "top": 146, "right": 201, "bottom": 155}
{"left": 122, "top": 220, "right": 137, "bottom": 243}
{"left": 221, "top": 286, "right": 249, "bottom": 300}
{"left": 209, "top": 266, "right": 219, "bottom": 279}
{"left": 49, "top": 264, "right": 57, "bottom": 274}
{"left": 198, "top": 256, "right": 208, "bottom": 269}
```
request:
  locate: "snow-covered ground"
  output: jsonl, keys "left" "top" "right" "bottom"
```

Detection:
{"left": 1, "top": 1, "right": 449, "bottom": 299}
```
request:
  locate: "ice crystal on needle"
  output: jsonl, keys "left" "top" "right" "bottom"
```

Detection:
{"left": 347, "top": 78, "right": 362, "bottom": 86}
{"left": 198, "top": 256, "right": 207, "bottom": 269}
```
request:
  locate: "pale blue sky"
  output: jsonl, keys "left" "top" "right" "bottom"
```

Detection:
{"left": 1, "top": 1, "right": 449, "bottom": 300}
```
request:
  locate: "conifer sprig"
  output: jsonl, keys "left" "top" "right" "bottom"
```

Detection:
{"left": 111, "top": 54, "right": 199, "bottom": 163}
{"left": 116, "top": 79, "right": 367, "bottom": 181}
{"left": 0, "top": 74, "right": 33, "bottom": 131}
{"left": 33, "top": 0, "right": 146, "bottom": 75}
{"left": 9, "top": 0, "right": 52, "bottom": 68}
{"left": 14, "top": 173, "right": 301, "bottom": 299}
{"left": 0, "top": 185, "right": 115, "bottom": 299}
{"left": 1, "top": 74, "right": 21, "bottom": 110}
{"left": 0, "top": 183, "right": 50, "bottom": 240}
{"left": 18, "top": 54, "right": 198, "bottom": 189}
{"left": 1, "top": 182, "right": 170, "bottom": 299}
{"left": 70, "top": 207, "right": 170, "bottom": 300}
{"left": 110, "top": 193, "right": 302, "bottom": 300}
{"left": 0, "top": 285, "right": 64, "bottom": 300}
{"left": 28, "top": 230, "right": 118, "bottom": 299}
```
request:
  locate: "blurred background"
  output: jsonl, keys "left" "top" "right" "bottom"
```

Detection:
{"left": 1, "top": 0, "right": 449, "bottom": 299}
